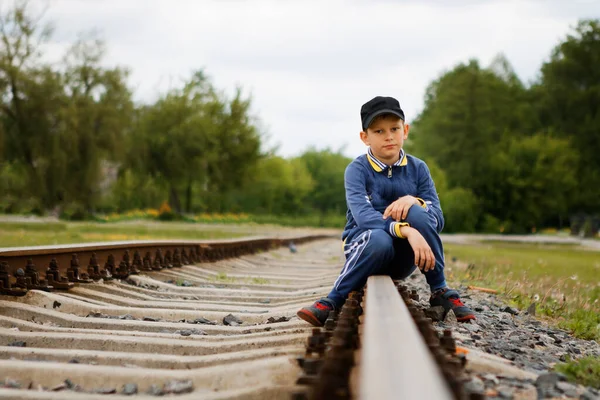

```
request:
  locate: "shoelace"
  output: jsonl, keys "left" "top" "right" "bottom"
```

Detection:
{"left": 315, "top": 302, "right": 331, "bottom": 311}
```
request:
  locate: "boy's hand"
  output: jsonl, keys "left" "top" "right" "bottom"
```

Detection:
{"left": 402, "top": 227, "right": 436, "bottom": 272}
{"left": 383, "top": 195, "right": 419, "bottom": 221}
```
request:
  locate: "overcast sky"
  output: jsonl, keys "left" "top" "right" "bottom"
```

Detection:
{"left": 34, "top": 0, "right": 598, "bottom": 158}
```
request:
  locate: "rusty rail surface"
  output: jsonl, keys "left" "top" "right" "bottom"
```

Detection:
{"left": 293, "top": 276, "right": 466, "bottom": 400}
{"left": 360, "top": 276, "right": 453, "bottom": 399}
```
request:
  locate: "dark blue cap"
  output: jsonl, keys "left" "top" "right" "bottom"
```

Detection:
{"left": 361, "top": 96, "right": 405, "bottom": 130}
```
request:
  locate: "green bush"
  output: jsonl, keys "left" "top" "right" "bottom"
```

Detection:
{"left": 157, "top": 211, "right": 181, "bottom": 221}
{"left": 59, "top": 202, "right": 89, "bottom": 221}
{"left": 481, "top": 214, "right": 503, "bottom": 233}
{"left": 18, "top": 197, "right": 45, "bottom": 216}
{"left": 0, "top": 195, "right": 19, "bottom": 213}
{"left": 0, "top": 196, "right": 45, "bottom": 216}
{"left": 441, "top": 188, "right": 479, "bottom": 232}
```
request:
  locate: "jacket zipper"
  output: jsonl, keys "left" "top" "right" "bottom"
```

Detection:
{"left": 387, "top": 167, "right": 392, "bottom": 178}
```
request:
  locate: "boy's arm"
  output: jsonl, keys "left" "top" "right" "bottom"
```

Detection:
{"left": 416, "top": 162, "right": 445, "bottom": 233}
{"left": 345, "top": 163, "right": 407, "bottom": 238}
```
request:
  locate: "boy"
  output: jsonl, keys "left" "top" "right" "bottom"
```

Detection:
{"left": 297, "top": 96, "right": 475, "bottom": 326}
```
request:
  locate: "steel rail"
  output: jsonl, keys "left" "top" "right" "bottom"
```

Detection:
{"left": 360, "top": 275, "right": 454, "bottom": 400}
{"left": 0, "top": 235, "right": 331, "bottom": 296}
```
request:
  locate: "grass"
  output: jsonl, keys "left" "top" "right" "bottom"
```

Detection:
{"left": 211, "top": 272, "right": 237, "bottom": 283}
{"left": 445, "top": 242, "right": 600, "bottom": 341}
{"left": 0, "top": 220, "right": 256, "bottom": 248}
{"left": 555, "top": 356, "right": 600, "bottom": 389}
{"left": 250, "top": 277, "right": 270, "bottom": 285}
{"left": 481, "top": 239, "right": 581, "bottom": 248}
{"left": 209, "top": 273, "right": 271, "bottom": 285}
{"left": 249, "top": 213, "right": 346, "bottom": 228}
{"left": 5, "top": 207, "right": 346, "bottom": 229}
{"left": 175, "top": 278, "right": 191, "bottom": 287}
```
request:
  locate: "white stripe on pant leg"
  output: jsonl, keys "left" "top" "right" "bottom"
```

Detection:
{"left": 339, "top": 231, "right": 369, "bottom": 276}
{"left": 338, "top": 242, "right": 363, "bottom": 282}
{"left": 333, "top": 230, "right": 371, "bottom": 290}
{"left": 343, "top": 231, "right": 368, "bottom": 255}
{"left": 344, "top": 240, "right": 360, "bottom": 255}
{"left": 333, "top": 230, "right": 371, "bottom": 291}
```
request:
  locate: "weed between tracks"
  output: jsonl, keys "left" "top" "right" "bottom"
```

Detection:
{"left": 214, "top": 272, "right": 237, "bottom": 283}
{"left": 250, "top": 277, "right": 270, "bottom": 284}
{"left": 208, "top": 273, "right": 271, "bottom": 285}
{"left": 445, "top": 242, "right": 600, "bottom": 341}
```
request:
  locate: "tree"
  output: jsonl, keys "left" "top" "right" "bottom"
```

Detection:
{"left": 486, "top": 134, "right": 579, "bottom": 232}
{"left": 202, "top": 87, "right": 262, "bottom": 212}
{"left": 534, "top": 19, "right": 600, "bottom": 213}
{"left": 422, "top": 158, "right": 479, "bottom": 233}
{"left": 0, "top": 1, "right": 59, "bottom": 207}
{"left": 297, "top": 148, "right": 351, "bottom": 225}
{"left": 58, "top": 34, "right": 133, "bottom": 212}
{"left": 408, "top": 57, "right": 560, "bottom": 231}
{"left": 130, "top": 71, "right": 261, "bottom": 214}
{"left": 0, "top": 3, "right": 133, "bottom": 215}
{"left": 235, "top": 155, "right": 314, "bottom": 215}
{"left": 130, "top": 72, "right": 215, "bottom": 213}
{"left": 410, "top": 58, "right": 532, "bottom": 192}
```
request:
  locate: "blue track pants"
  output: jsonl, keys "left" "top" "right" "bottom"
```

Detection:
{"left": 328, "top": 205, "right": 447, "bottom": 308}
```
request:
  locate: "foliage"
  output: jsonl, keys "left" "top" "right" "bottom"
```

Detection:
{"left": 557, "top": 309, "right": 600, "bottom": 341}
{"left": 101, "top": 168, "right": 164, "bottom": 212}
{"left": 484, "top": 134, "right": 579, "bottom": 232}
{"left": 441, "top": 187, "right": 479, "bottom": 232}
{"left": 233, "top": 155, "right": 315, "bottom": 215}
{"left": 0, "top": 1, "right": 598, "bottom": 232}
{"left": 157, "top": 201, "right": 179, "bottom": 221}
{"left": 422, "top": 159, "right": 478, "bottom": 232}
{"left": 59, "top": 202, "right": 89, "bottom": 221}
{"left": 534, "top": 20, "right": 600, "bottom": 213}
{"left": 411, "top": 57, "right": 530, "bottom": 190}
{"left": 0, "top": 4, "right": 133, "bottom": 212}
{"left": 127, "top": 70, "right": 261, "bottom": 214}
{"left": 555, "top": 356, "right": 600, "bottom": 389}
{"left": 410, "top": 21, "right": 600, "bottom": 232}
{"left": 297, "top": 148, "right": 351, "bottom": 226}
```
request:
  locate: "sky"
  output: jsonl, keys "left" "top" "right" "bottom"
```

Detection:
{"left": 31, "top": 0, "right": 599, "bottom": 158}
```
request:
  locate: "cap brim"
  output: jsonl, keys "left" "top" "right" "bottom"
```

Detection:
{"left": 363, "top": 109, "right": 405, "bottom": 130}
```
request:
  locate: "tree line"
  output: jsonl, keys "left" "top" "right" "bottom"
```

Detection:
{"left": 408, "top": 20, "right": 600, "bottom": 234}
{"left": 0, "top": 2, "right": 598, "bottom": 232}
{"left": 0, "top": 2, "right": 350, "bottom": 224}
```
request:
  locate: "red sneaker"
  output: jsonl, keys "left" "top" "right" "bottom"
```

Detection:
{"left": 297, "top": 298, "right": 335, "bottom": 327}
{"left": 430, "top": 288, "right": 476, "bottom": 322}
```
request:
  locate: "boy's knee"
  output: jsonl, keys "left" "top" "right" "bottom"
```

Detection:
{"left": 367, "top": 229, "right": 395, "bottom": 256}
{"left": 406, "top": 206, "right": 437, "bottom": 232}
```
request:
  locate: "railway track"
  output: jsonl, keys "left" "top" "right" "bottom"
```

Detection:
{"left": 0, "top": 235, "right": 471, "bottom": 399}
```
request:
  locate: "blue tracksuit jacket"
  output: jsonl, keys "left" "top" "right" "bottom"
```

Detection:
{"left": 342, "top": 148, "right": 445, "bottom": 243}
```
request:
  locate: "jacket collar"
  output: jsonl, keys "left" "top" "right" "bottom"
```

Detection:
{"left": 366, "top": 148, "right": 407, "bottom": 172}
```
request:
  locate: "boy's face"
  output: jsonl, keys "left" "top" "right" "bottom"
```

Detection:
{"left": 360, "top": 115, "right": 409, "bottom": 162}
